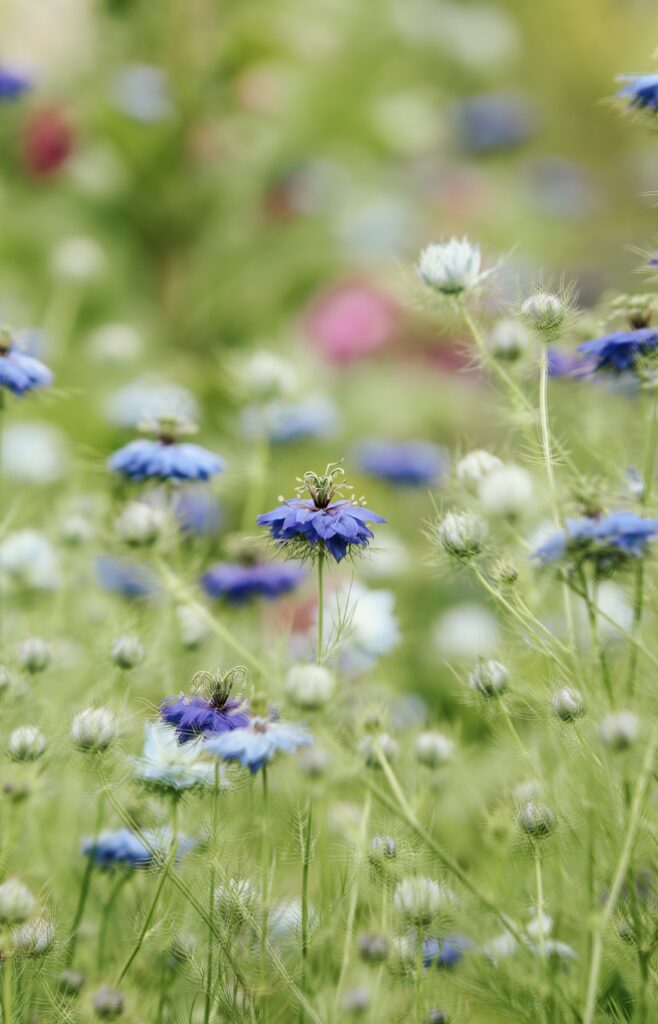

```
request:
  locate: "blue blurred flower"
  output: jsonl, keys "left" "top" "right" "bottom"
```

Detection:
{"left": 532, "top": 512, "right": 658, "bottom": 567}
{"left": 109, "top": 439, "right": 223, "bottom": 482}
{"left": 547, "top": 348, "right": 595, "bottom": 378}
{"left": 173, "top": 487, "right": 222, "bottom": 535}
{"left": 96, "top": 556, "right": 158, "bottom": 599}
{"left": 0, "top": 67, "right": 31, "bottom": 102}
{"left": 355, "top": 440, "right": 443, "bottom": 487}
{"left": 240, "top": 396, "right": 339, "bottom": 444}
{"left": 201, "top": 562, "right": 306, "bottom": 604}
{"left": 205, "top": 717, "right": 312, "bottom": 773}
{"left": 455, "top": 92, "right": 535, "bottom": 153}
{"left": 0, "top": 334, "right": 52, "bottom": 397}
{"left": 82, "top": 828, "right": 195, "bottom": 869}
{"left": 161, "top": 690, "right": 250, "bottom": 745}
{"left": 578, "top": 328, "right": 658, "bottom": 373}
{"left": 618, "top": 74, "right": 658, "bottom": 111}
{"left": 422, "top": 934, "right": 472, "bottom": 969}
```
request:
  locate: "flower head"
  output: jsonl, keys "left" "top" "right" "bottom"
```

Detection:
{"left": 617, "top": 73, "right": 658, "bottom": 111}
{"left": 108, "top": 415, "right": 223, "bottom": 482}
{"left": 417, "top": 238, "right": 485, "bottom": 295}
{"left": 82, "top": 828, "right": 195, "bottom": 869}
{"left": 354, "top": 440, "right": 443, "bottom": 487}
{"left": 134, "top": 723, "right": 217, "bottom": 791}
{"left": 0, "top": 326, "right": 53, "bottom": 396}
{"left": 577, "top": 327, "right": 658, "bottom": 373}
{"left": 201, "top": 561, "right": 306, "bottom": 604}
{"left": 257, "top": 463, "right": 386, "bottom": 563}
{"left": 0, "top": 67, "right": 31, "bottom": 101}
{"left": 532, "top": 512, "right": 658, "bottom": 570}
{"left": 161, "top": 668, "right": 250, "bottom": 744}
{"left": 205, "top": 717, "right": 312, "bottom": 773}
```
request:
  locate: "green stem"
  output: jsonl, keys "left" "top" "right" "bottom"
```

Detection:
{"left": 299, "top": 800, "right": 313, "bottom": 1024}
{"left": 204, "top": 765, "right": 221, "bottom": 1024}
{"left": 2, "top": 955, "right": 12, "bottom": 1024}
{"left": 66, "top": 791, "right": 104, "bottom": 966}
{"left": 316, "top": 555, "right": 324, "bottom": 664}
{"left": 260, "top": 767, "right": 269, "bottom": 1022}
{"left": 115, "top": 799, "right": 179, "bottom": 986}
{"left": 97, "top": 873, "right": 129, "bottom": 972}
{"left": 534, "top": 846, "right": 546, "bottom": 960}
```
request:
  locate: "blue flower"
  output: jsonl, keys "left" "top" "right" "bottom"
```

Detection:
{"left": 618, "top": 74, "right": 658, "bottom": 111}
{"left": 532, "top": 512, "right": 658, "bottom": 567}
{"left": 201, "top": 562, "right": 306, "bottom": 604}
{"left": 0, "top": 67, "right": 31, "bottom": 102}
{"left": 173, "top": 487, "right": 222, "bottom": 535}
{"left": 205, "top": 717, "right": 312, "bottom": 773}
{"left": 241, "top": 396, "right": 339, "bottom": 444}
{"left": 161, "top": 693, "right": 250, "bottom": 745}
{"left": 577, "top": 328, "right": 658, "bottom": 373}
{"left": 355, "top": 440, "right": 443, "bottom": 487}
{"left": 0, "top": 339, "right": 53, "bottom": 397}
{"left": 547, "top": 348, "right": 595, "bottom": 378}
{"left": 82, "top": 828, "right": 195, "bottom": 869}
{"left": 455, "top": 92, "right": 535, "bottom": 153}
{"left": 109, "top": 439, "right": 224, "bottom": 482}
{"left": 422, "top": 934, "right": 472, "bottom": 969}
{"left": 96, "top": 556, "right": 159, "bottom": 600}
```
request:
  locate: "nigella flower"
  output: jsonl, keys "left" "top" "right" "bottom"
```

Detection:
{"left": 96, "top": 556, "right": 158, "bottom": 600}
{"left": 547, "top": 348, "right": 595, "bottom": 379}
{"left": 240, "top": 396, "right": 339, "bottom": 444}
{"left": 205, "top": 717, "right": 312, "bottom": 773}
{"left": 532, "top": 512, "right": 658, "bottom": 570}
{"left": 161, "top": 668, "right": 250, "bottom": 744}
{"left": 201, "top": 561, "right": 306, "bottom": 604}
{"left": 577, "top": 327, "right": 658, "bottom": 373}
{"left": 257, "top": 463, "right": 386, "bottom": 563}
{"left": 109, "top": 415, "right": 224, "bottom": 483}
{"left": 0, "top": 67, "right": 31, "bottom": 102}
{"left": 82, "top": 828, "right": 196, "bottom": 869}
{"left": 0, "top": 327, "right": 53, "bottom": 397}
{"left": 354, "top": 440, "right": 443, "bottom": 487}
{"left": 416, "top": 238, "right": 490, "bottom": 296}
{"left": 422, "top": 934, "right": 472, "bottom": 969}
{"left": 134, "top": 723, "right": 218, "bottom": 791}
{"left": 617, "top": 74, "right": 658, "bottom": 111}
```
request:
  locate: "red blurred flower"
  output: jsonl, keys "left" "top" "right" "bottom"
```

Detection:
{"left": 22, "top": 107, "right": 73, "bottom": 177}
{"left": 303, "top": 281, "right": 399, "bottom": 364}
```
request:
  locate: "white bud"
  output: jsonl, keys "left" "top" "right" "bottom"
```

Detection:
{"left": 455, "top": 449, "right": 503, "bottom": 491}
{"left": 115, "top": 502, "right": 165, "bottom": 546}
{"left": 176, "top": 604, "right": 209, "bottom": 649}
{"left": 469, "top": 659, "right": 508, "bottom": 698}
{"left": 415, "top": 730, "right": 454, "bottom": 768}
{"left": 516, "top": 800, "right": 554, "bottom": 838}
{"left": 8, "top": 726, "right": 46, "bottom": 762}
{"left": 552, "top": 687, "right": 585, "bottom": 722}
{"left": 60, "top": 513, "right": 94, "bottom": 546}
{"left": 51, "top": 235, "right": 106, "bottom": 282}
{"left": 18, "top": 638, "right": 50, "bottom": 674}
{"left": 436, "top": 510, "right": 487, "bottom": 558}
{"left": 521, "top": 291, "right": 565, "bottom": 336}
{"left": 0, "top": 879, "right": 36, "bottom": 923}
{"left": 71, "top": 707, "right": 117, "bottom": 752}
{"left": 240, "top": 350, "right": 298, "bottom": 399}
{"left": 111, "top": 635, "right": 144, "bottom": 669}
{"left": 11, "top": 918, "right": 55, "bottom": 957}
{"left": 358, "top": 733, "right": 398, "bottom": 767}
{"left": 285, "top": 663, "right": 335, "bottom": 709}
{"left": 598, "top": 711, "right": 639, "bottom": 750}
{"left": 417, "top": 238, "right": 483, "bottom": 295}
{"left": 478, "top": 465, "right": 534, "bottom": 519}
{"left": 487, "top": 318, "right": 531, "bottom": 361}
{"left": 393, "top": 877, "right": 451, "bottom": 924}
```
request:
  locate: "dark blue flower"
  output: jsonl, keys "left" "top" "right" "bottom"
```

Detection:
{"left": 161, "top": 693, "right": 250, "bottom": 745}
{"left": 82, "top": 828, "right": 195, "bottom": 868}
{"left": 618, "top": 74, "right": 658, "bottom": 111}
{"left": 355, "top": 440, "right": 443, "bottom": 487}
{"left": 96, "top": 556, "right": 159, "bottom": 599}
{"left": 547, "top": 348, "right": 595, "bottom": 378}
{"left": 455, "top": 92, "right": 535, "bottom": 153}
{"left": 205, "top": 717, "right": 312, "bottom": 773}
{"left": 0, "top": 345, "right": 53, "bottom": 397}
{"left": 532, "top": 512, "right": 658, "bottom": 567}
{"left": 577, "top": 328, "right": 658, "bottom": 373}
{"left": 109, "top": 438, "right": 224, "bottom": 482}
{"left": 422, "top": 934, "right": 471, "bottom": 969}
{"left": 201, "top": 562, "right": 306, "bottom": 604}
{"left": 258, "top": 499, "right": 386, "bottom": 562}
{"left": 0, "top": 67, "right": 31, "bottom": 102}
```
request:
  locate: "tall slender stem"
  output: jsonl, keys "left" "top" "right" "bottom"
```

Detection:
{"left": 66, "top": 790, "right": 104, "bottom": 966}
{"left": 204, "top": 764, "right": 221, "bottom": 1024}
{"left": 534, "top": 846, "right": 546, "bottom": 960}
{"left": 316, "top": 554, "right": 325, "bottom": 664}
{"left": 299, "top": 800, "right": 313, "bottom": 1024}
{"left": 2, "top": 954, "right": 12, "bottom": 1024}
{"left": 260, "top": 766, "right": 269, "bottom": 1023}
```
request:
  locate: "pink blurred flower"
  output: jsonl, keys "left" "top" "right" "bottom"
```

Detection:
{"left": 303, "top": 282, "right": 399, "bottom": 364}
{"left": 22, "top": 107, "right": 73, "bottom": 177}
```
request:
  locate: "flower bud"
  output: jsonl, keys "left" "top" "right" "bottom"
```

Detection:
{"left": 299, "top": 746, "right": 331, "bottom": 778}
{"left": 428, "top": 1011, "right": 448, "bottom": 1024}
{"left": 285, "top": 663, "right": 335, "bottom": 709}
{"left": 599, "top": 710, "right": 639, "bottom": 750}
{"left": 358, "top": 733, "right": 398, "bottom": 767}
{"left": 18, "top": 638, "right": 50, "bottom": 674}
{"left": 0, "top": 879, "right": 36, "bottom": 923}
{"left": 8, "top": 726, "right": 46, "bottom": 762}
{"left": 491, "top": 557, "right": 518, "bottom": 586}
{"left": 456, "top": 450, "right": 503, "bottom": 491}
{"left": 240, "top": 350, "right": 298, "bottom": 400}
{"left": 436, "top": 510, "right": 487, "bottom": 559}
{"left": 516, "top": 800, "right": 554, "bottom": 838}
{"left": 521, "top": 291, "right": 565, "bottom": 336}
{"left": 71, "top": 707, "right": 117, "bottom": 752}
{"left": 478, "top": 465, "right": 534, "bottom": 519}
{"left": 176, "top": 604, "right": 209, "bottom": 649}
{"left": 342, "top": 986, "right": 371, "bottom": 1014}
{"left": 417, "top": 238, "right": 483, "bottom": 295}
{"left": 93, "top": 986, "right": 125, "bottom": 1018}
{"left": 393, "top": 877, "right": 450, "bottom": 924}
{"left": 58, "top": 970, "right": 85, "bottom": 996}
{"left": 469, "top": 659, "right": 508, "bottom": 698}
{"left": 415, "top": 730, "right": 454, "bottom": 768}
{"left": 111, "top": 635, "right": 144, "bottom": 670}
{"left": 487, "top": 318, "right": 531, "bottom": 361}
{"left": 115, "top": 502, "right": 165, "bottom": 546}
{"left": 370, "top": 835, "right": 397, "bottom": 860}
{"left": 358, "top": 932, "right": 389, "bottom": 963}
{"left": 552, "top": 687, "right": 585, "bottom": 722}
{"left": 11, "top": 918, "right": 55, "bottom": 957}
{"left": 60, "top": 514, "right": 94, "bottom": 546}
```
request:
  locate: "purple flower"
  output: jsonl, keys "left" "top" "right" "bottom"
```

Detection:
{"left": 355, "top": 440, "right": 443, "bottom": 487}
{"left": 173, "top": 487, "right": 222, "bottom": 535}
{"left": 617, "top": 74, "right": 658, "bottom": 111}
{"left": 578, "top": 328, "right": 658, "bottom": 373}
{"left": 547, "top": 348, "right": 596, "bottom": 378}
{"left": 109, "top": 438, "right": 223, "bottom": 482}
{"left": 161, "top": 669, "right": 250, "bottom": 744}
{"left": 201, "top": 562, "right": 306, "bottom": 604}
{"left": 532, "top": 512, "right": 658, "bottom": 568}
{"left": 0, "top": 67, "right": 31, "bottom": 102}
{"left": 0, "top": 339, "right": 52, "bottom": 397}
{"left": 258, "top": 499, "right": 386, "bottom": 562}
{"left": 422, "top": 934, "right": 472, "bottom": 969}
{"left": 205, "top": 717, "right": 312, "bottom": 773}
{"left": 82, "top": 828, "right": 195, "bottom": 869}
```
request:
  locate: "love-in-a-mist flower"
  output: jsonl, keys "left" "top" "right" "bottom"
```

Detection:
{"left": 0, "top": 67, "right": 31, "bottom": 101}
{"left": 0, "top": 326, "right": 53, "bottom": 397}
{"left": 82, "top": 828, "right": 196, "bottom": 868}
{"left": 257, "top": 463, "right": 386, "bottom": 563}
{"left": 134, "top": 722, "right": 217, "bottom": 790}
{"left": 108, "top": 414, "right": 224, "bottom": 482}
{"left": 617, "top": 74, "right": 658, "bottom": 111}
{"left": 417, "top": 238, "right": 486, "bottom": 295}
{"left": 532, "top": 512, "right": 658, "bottom": 570}
{"left": 161, "top": 668, "right": 250, "bottom": 744}
{"left": 205, "top": 716, "right": 312, "bottom": 773}
{"left": 201, "top": 561, "right": 306, "bottom": 604}
{"left": 577, "top": 327, "right": 658, "bottom": 373}
{"left": 354, "top": 440, "right": 443, "bottom": 487}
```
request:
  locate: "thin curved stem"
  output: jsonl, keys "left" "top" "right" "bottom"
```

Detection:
{"left": 316, "top": 555, "right": 324, "bottom": 664}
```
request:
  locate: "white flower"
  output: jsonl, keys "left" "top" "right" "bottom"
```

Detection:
{"left": 393, "top": 877, "right": 451, "bottom": 924}
{"left": 87, "top": 322, "right": 143, "bottom": 364}
{"left": 134, "top": 723, "right": 216, "bottom": 790}
{"left": 176, "top": 604, "right": 209, "bottom": 649}
{"left": 8, "top": 726, "right": 46, "bottom": 762}
{"left": 0, "top": 880, "right": 35, "bottom": 923}
{"left": 18, "top": 638, "right": 50, "bottom": 674}
{"left": 329, "top": 584, "right": 400, "bottom": 674}
{"left": 115, "top": 502, "right": 166, "bottom": 546}
{"left": 111, "top": 635, "right": 144, "bottom": 669}
{"left": 51, "top": 235, "right": 106, "bottom": 282}
{"left": 71, "top": 708, "right": 117, "bottom": 752}
{"left": 432, "top": 604, "right": 500, "bottom": 660}
{"left": 239, "top": 350, "right": 298, "bottom": 400}
{"left": 285, "top": 663, "right": 335, "bottom": 709}
{"left": 521, "top": 291, "right": 565, "bottom": 335}
{"left": 456, "top": 449, "right": 503, "bottom": 491}
{"left": 469, "top": 659, "right": 509, "bottom": 698}
{"left": 552, "top": 687, "right": 585, "bottom": 722}
{"left": 0, "top": 530, "right": 60, "bottom": 590}
{"left": 436, "top": 510, "right": 487, "bottom": 558}
{"left": 598, "top": 711, "right": 639, "bottom": 750}
{"left": 478, "top": 465, "right": 534, "bottom": 518}
{"left": 2, "top": 422, "right": 69, "bottom": 485}
{"left": 417, "top": 237, "right": 485, "bottom": 295}
{"left": 415, "top": 730, "right": 454, "bottom": 767}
